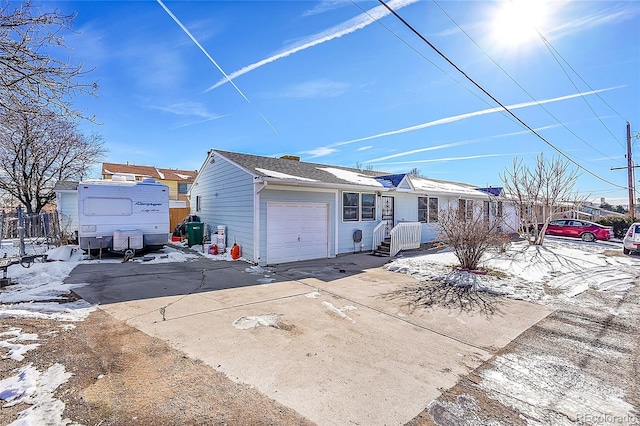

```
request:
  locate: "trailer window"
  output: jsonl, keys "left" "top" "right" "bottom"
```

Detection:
{"left": 83, "top": 197, "right": 132, "bottom": 216}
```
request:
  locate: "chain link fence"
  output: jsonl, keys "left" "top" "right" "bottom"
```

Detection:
{"left": 0, "top": 208, "right": 63, "bottom": 259}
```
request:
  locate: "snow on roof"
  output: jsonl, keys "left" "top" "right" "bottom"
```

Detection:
{"left": 155, "top": 168, "right": 165, "bottom": 180}
{"left": 174, "top": 173, "right": 192, "bottom": 180}
{"left": 411, "top": 177, "right": 483, "bottom": 196}
{"left": 255, "top": 168, "right": 317, "bottom": 182}
{"left": 317, "top": 167, "right": 384, "bottom": 187}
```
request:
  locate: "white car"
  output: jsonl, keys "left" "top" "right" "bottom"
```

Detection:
{"left": 623, "top": 223, "right": 640, "bottom": 255}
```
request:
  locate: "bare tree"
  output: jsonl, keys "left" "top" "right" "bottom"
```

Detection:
{"left": 0, "top": 1, "right": 97, "bottom": 119}
{"left": 438, "top": 202, "right": 509, "bottom": 271}
{"left": 408, "top": 167, "right": 420, "bottom": 177}
{"left": 0, "top": 107, "right": 106, "bottom": 213}
{"left": 501, "top": 154, "right": 585, "bottom": 245}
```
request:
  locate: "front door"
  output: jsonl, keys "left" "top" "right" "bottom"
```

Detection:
{"left": 381, "top": 196, "right": 394, "bottom": 238}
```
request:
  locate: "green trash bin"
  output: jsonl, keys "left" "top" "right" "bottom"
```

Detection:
{"left": 185, "top": 222, "right": 204, "bottom": 247}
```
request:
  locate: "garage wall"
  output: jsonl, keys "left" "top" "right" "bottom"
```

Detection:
{"left": 190, "top": 153, "right": 255, "bottom": 261}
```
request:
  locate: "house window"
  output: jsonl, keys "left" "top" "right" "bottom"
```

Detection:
{"left": 418, "top": 197, "right": 439, "bottom": 223}
{"left": 484, "top": 201, "right": 490, "bottom": 223}
{"left": 497, "top": 201, "right": 503, "bottom": 217}
{"left": 343, "top": 192, "right": 359, "bottom": 221}
{"left": 361, "top": 193, "right": 376, "bottom": 221}
{"left": 418, "top": 197, "right": 428, "bottom": 223}
{"left": 178, "top": 183, "right": 191, "bottom": 194}
{"left": 458, "top": 199, "right": 473, "bottom": 220}
{"left": 428, "top": 197, "right": 438, "bottom": 223}
{"left": 343, "top": 192, "right": 376, "bottom": 222}
{"left": 195, "top": 195, "right": 201, "bottom": 212}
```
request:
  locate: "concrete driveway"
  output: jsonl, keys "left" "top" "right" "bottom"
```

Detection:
{"left": 68, "top": 251, "right": 552, "bottom": 425}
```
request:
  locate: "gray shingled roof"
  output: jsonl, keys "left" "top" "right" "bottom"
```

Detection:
{"left": 213, "top": 150, "right": 483, "bottom": 192}
{"left": 53, "top": 181, "right": 79, "bottom": 191}
{"left": 215, "top": 150, "right": 390, "bottom": 186}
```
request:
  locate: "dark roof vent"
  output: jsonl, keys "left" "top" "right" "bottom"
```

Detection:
{"left": 280, "top": 155, "right": 300, "bottom": 161}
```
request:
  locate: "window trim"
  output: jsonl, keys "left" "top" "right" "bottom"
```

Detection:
{"left": 178, "top": 183, "right": 191, "bottom": 194}
{"left": 342, "top": 191, "right": 377, "bottom": 222}
{"left": 342, "top": 192, "right": 360, "bottom": 222}
{"left": 418, "top": 196, "right": 439, "bottom": 223}
{"left": 361, "top": 193, "right": 376, "bottom": 221}
{"left": 458, "top": 198, "right": 474, "bottom": 220}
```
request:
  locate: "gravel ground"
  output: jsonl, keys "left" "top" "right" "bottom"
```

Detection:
{"left": 408, "top": 277, "right": 640, "bottom": 425}
{"left": 0, "top": 309, "right": 315, "bottom": 426}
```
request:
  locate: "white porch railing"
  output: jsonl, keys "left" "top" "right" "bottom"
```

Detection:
{"left": 372, "top": 221, "right": 386, "bottom": 252}
{"left": 389, "top": 222, "right": 422, "bottom": 256}
{"left": 372, "top": 221, "right": 422, "bottom": 256}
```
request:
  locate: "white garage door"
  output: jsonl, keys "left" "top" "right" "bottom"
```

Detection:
{"left": 267, "top": 202, "right": 329, "bottom": 264}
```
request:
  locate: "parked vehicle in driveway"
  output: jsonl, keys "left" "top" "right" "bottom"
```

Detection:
{"left": 623, "top": 223, "right": 640, "bottom": 255}
{"left": 540, "top": 219, "right": 613, "bottom": 242}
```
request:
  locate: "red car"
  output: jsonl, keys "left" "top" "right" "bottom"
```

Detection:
{"left": 541, "top": 219, "right": 613, "bottom": 242}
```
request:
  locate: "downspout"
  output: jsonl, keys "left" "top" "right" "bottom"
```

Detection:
{"left": 334, "top": 190, "right": 339, "bottom": 258}
{"left": 254, "top": 181, "right": 267, "bottom": 264}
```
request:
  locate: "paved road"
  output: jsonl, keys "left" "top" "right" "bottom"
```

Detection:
{"left": 421, "top": 277, "right": 640, "bottom": 425}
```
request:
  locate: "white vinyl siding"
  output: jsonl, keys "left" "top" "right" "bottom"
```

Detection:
{"left": 189, "top": 153, "right": 255, "bottom": 261}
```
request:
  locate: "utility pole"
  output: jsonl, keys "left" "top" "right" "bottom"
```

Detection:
{"left": 627, "top": 122, "right": 635, "bottom": 219}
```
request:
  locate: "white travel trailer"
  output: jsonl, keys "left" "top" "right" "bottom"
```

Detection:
{"left": 77, "top": 176, "right": 170, "bottom": 254}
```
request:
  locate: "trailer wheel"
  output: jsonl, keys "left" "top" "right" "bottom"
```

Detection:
{"left": 20, "top": 257, "right": 34, "bottom": 268}
{"left": 123, "top": 249, "right": 135, "bottom": 262}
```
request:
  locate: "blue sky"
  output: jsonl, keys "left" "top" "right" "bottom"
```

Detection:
{"left": 51, "top": 0, "right": 639, "bottom": 205}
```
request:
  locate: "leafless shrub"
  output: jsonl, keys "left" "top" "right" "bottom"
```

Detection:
{"left": 437, "top": 204, "right": 509, "bottom": 271}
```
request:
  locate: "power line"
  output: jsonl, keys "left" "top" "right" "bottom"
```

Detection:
{"left": 430, "top": 0, "right": 622, "bottom": 159}
{"left": 376, "top": 0, "right": 626, "bottom": 190}
{"left": 348, "top": 0, "right": 512, "bottom": 122}
{"left": 532, "top": 25, "right": 626, "bottom": 149}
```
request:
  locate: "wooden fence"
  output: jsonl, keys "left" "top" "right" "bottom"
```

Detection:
{"left": 170, "top": 207, "right": 191, "bottom": 232}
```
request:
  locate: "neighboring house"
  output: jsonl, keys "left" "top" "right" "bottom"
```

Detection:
{"left": 53, "top": 180, "right": 79, "bottom": 241}
{"left": 101, "top": 162, "right": 196, "bottom": 208}
{"left": 189, "top": 150, "right": 505, "bottom": 266}
{"left": 577, "top": 202, "right": 628, "bottom": 221}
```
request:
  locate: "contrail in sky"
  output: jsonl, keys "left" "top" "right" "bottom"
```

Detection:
{"left": 156, "top": 0, "right": 278, "bottom": 134}
{"left": 365, "top": 125, "right": 560, "bottom": 163}
{"left": 205, "top": 0, "right": 419, "bottom": 91}
{"left": 377, "top": 152, "right": 531, "bottom": 165}
{"left": 171, "top": 114, "right": 230, "bottom": 130}
{"left": 331, "top": 86, "right": 623, "bottom": 147}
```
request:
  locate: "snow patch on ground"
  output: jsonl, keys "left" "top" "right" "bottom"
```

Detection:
{"left": 0, "top": 328, "right": 40, "bottom": 362}
{"left": 243, "top": 265, "right": 276, "bottom": 284}
{"left": 479, "top": 353, "right": 635, "bottom": 425}
{"left": 0, "top": 363, "right": 75, "bottom": 425}
{"left": 321, "top": 301, "right": 357, "bottom": 323}
{"left": 305, "top": 291, "right": 321, "bottom": 299}
{"left": 387, "top": 239, "right": 640, "bottom": 307}
{"left": 232, "top": 314, "right": 281, "bottom": 330}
